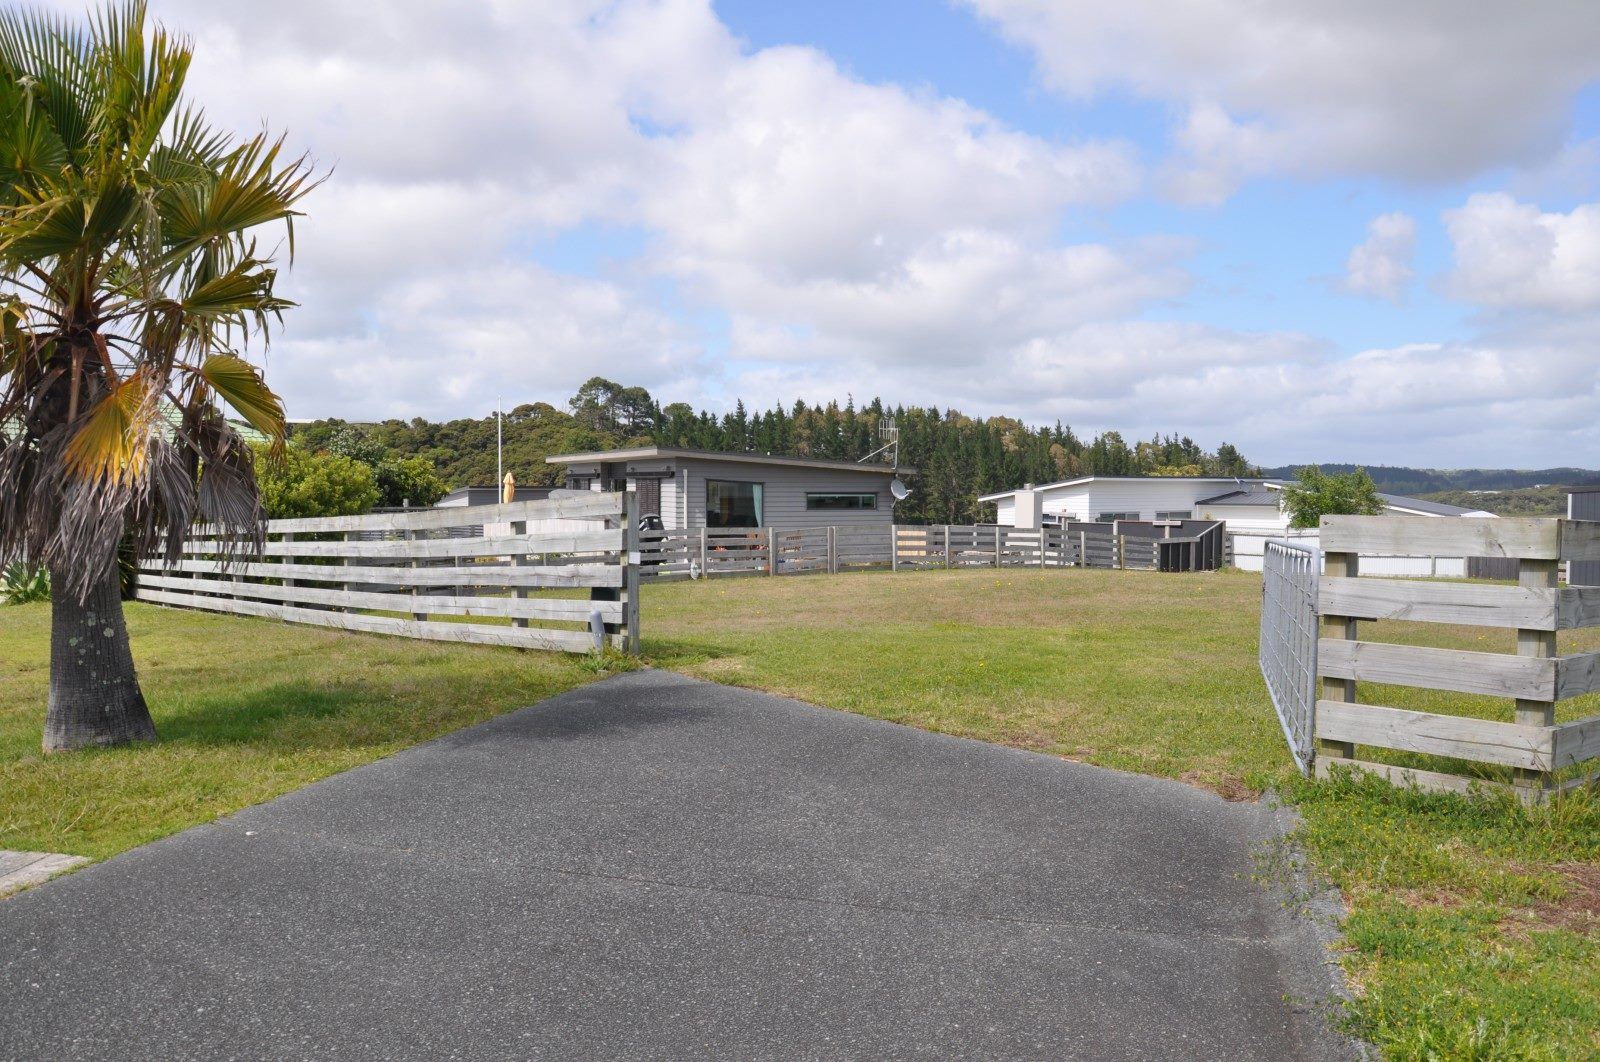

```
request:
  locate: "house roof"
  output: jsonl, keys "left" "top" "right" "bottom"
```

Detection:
{"left": 1376, "top": 492, "right": 1493, "bottom": 517}
{"left": 981, "top": 475, "right": 1495, "bottom": 518}
{"left": 546, "top": 445, "right": 911, "bottom": 475}
{"left": 1195, "top": 488, "right": 1283, "bottom": 507}
{"left": 440, "top": 485, "right": 552, "bottom": 499}
{"left": 978, "top": 476, "right": 1282, "bottom": 503}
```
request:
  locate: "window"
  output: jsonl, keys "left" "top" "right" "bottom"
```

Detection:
{"left": 1154, "top": 510, "right": 1192, "bottom": 520}
{"left": 806, "top": 492, "right": 877, "bottom": 511}
{"left": 706, "top": 479, "right": 763, "bottom": 527}
{"left": 635, "top": 477, "right": 662, "bottom": 519}
{"left": 1097, "top": 511, "right": 1138, "bottom": 522}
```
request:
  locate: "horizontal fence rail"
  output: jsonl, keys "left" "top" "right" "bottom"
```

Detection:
{"left": 137, "top": 493, "right": 641, "bottom": 655}
{"left": 1311, "top": 516, "right": 1600, "bottom": 801}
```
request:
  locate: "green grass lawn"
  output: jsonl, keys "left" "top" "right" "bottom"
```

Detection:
{"left": 2, "top": 568, "right": 1597, "bottom": 1056}
{"left": 0, "top": 600, "right": 627, "bottom": 860}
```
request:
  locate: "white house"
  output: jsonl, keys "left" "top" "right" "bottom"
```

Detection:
{"left": 981, "top": 476, "right": 1494, "bottom": 531}
{"left": 980, "top": 476, "right": 1497, "bottom": 575}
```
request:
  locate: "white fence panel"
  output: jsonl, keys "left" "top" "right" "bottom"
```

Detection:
{"left": 138, "top": 494, "right": 640, "bottom": 654}
{"left": 1229, "top": 529, "right": 1467, "bottom": 577}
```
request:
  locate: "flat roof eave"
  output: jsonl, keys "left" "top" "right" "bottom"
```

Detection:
{"left": 981, "top": 476, "right": 1284, "bottom": 502}
{"left": 546, "top": 445, "right": 911, "bottom": 475}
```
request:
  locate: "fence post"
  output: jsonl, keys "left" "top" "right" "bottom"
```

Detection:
{"left": 699, "top": 525, "right": 708, "bottom": 577}
{"left": 1039, "top": 528, "right": 1047, "bottom": 569}
{"left": 622, "top": 492, "right": 641, "bottom": 654}
{"left": 768, "top": 526, "right": 777, "bottom": 576}
{"left": 339, "top": 530, "right": 352, "bottom": 611}
{"left": 890, "top": 525, "right": 898, "bottom": 572}
{"left": 1513, "top": 556, "right": 1559, "bottom": 794}
{"left": 828, "top": 526, "right": 838, "bottom": 574}
{"left": 409, "top": 527, "right": 430, "bottom": 622}
{"left": 282, "top": 532, "right": 295, "bottom": 590}
{"left": 510, "top": 520, "right": 532, "bottom": 627}
{"left": 1317, "top": 551, "right": 1359, "bottom": 768}
{"left": 994, "top": 527, "right": 1003, "bottom": 568}
{"left": 1080, "top": 530, "right": 1087, "bottom": 568}
{"left": 1117, "top": 534, "right": 1126, "bottom": 570}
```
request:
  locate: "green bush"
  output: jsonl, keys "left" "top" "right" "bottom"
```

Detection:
{"left": 0, "top": 562, "right": 49, "bottom": 604}
{"left": 375, "top": 454, "right": 447, "bottom": 508}
{"left": 319, "top": 426, "right": 447, "bottom": 508}
{"left": 1281, "top": 465, "right": 1385, "bottom": 529}
{"left": 253, "top": 446, "right": 380, "bottom": 519}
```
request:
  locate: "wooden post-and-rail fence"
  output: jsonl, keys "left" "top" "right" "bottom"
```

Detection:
{"left": 137, "top": 492, "right": 641, "bottom": 655}
{"left": 638, "top": 522, "right": 1227, "bottom": 579}
{"left": 1312, "top": 516, "right": 1600, "bottom": 801}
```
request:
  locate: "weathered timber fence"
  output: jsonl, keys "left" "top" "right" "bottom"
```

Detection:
{"left": 1312, "top": 515, "right": 1600, "bottom": 801}
{"left": 639, "top": 525, "right": 896, "bottom": 579}
{"left": 137, "top": 492, "right": 641, "bottom": 655}
{"left": 638, "top": 522, "right": 1225, "bottom": 580}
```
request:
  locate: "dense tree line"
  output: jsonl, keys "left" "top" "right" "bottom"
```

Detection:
{"left": 292, "top": 377, "right": 1257, "bottom": 524}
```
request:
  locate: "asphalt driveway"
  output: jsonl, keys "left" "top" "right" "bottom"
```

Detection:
{"left": 1, "top": 669, "right": 1350, "bottom": 1060}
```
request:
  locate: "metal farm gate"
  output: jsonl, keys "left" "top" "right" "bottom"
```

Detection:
{"left": 1259, "top": 538, "right": 1320, "bottom": 773}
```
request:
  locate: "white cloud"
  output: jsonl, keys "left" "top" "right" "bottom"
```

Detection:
{"left": 965, "top": 0, "right": 1600, "bottom": 200}
{"left": 641, "top": 44, "right": 1137, "bottom": 286}
{"left": 271, "top": 263, "right": 705, "bottom": 421}
{"left": 46, "top": 0, "right": 1593, "bottom": 467}
{"left": 1443, "top": 193, "right": 1600, "bottom": 312}
{"left": 951, "top": 321, "right": 1600, "bottom": 466}
{"left": 1343, "top": 213, "right": 1416, "bottom": 302}
{"left": 118, "top": 0, "right": 1147, "bottom": 423}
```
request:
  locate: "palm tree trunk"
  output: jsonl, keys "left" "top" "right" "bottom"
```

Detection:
{"left": 44, "top": 560, "right": 156, "bottom": 751}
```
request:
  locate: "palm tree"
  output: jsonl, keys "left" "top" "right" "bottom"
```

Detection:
{"left": 0, "top": 2, "right": 316, "bottom": 750}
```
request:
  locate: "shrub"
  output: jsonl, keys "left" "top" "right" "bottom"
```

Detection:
{"left": 1281, "top": 466, "right": 1384, "bottom": 529}
{"left": 253, "top": 446, "right": 380, "bottom": 519}
{"left": 0, "top": 561, "right": 50, "bottom": 604}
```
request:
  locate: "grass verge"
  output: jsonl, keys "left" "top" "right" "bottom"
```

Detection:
{"left": 0, "top": 600, "right": 625, "bottom": 860}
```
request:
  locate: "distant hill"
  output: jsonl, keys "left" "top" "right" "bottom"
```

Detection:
{"left": 1418, "top": 486, "right": 1569, "bottom": 517}
{"left": 1258, "top": 464, "right": 1600, "bottom": 495}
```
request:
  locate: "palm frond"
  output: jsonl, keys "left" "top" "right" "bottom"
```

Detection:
{"left": 192, "top": 352, "right": 285, "bottom": 449}
{"left": 160, "top": 132, "right": 318, "bottom": 255}
{"left": 0, "top": 5, "right": 96, "bottom": 163}
{"left": 0, "top": 75, "right": 69, "bottom": 200}
{"left": 62, "top": 368, "right": 158, "bottom": 484}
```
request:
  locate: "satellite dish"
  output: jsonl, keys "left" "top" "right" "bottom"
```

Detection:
{"left": 890, "top": 477, "right": 911, "bottom": 501}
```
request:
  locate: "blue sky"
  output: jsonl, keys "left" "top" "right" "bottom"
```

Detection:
{"left": 130, "top": 0, "right": 1600, "bottom": 468}
{"left": 720, "top": 0, "right": 1594, "bottom": 355}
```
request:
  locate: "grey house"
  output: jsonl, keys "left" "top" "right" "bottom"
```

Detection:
{"left": 546, "top": 446, "right": 911, "bottom": 531}
{"left": 436, "top": 485, "right": 553, "bottom": 508}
